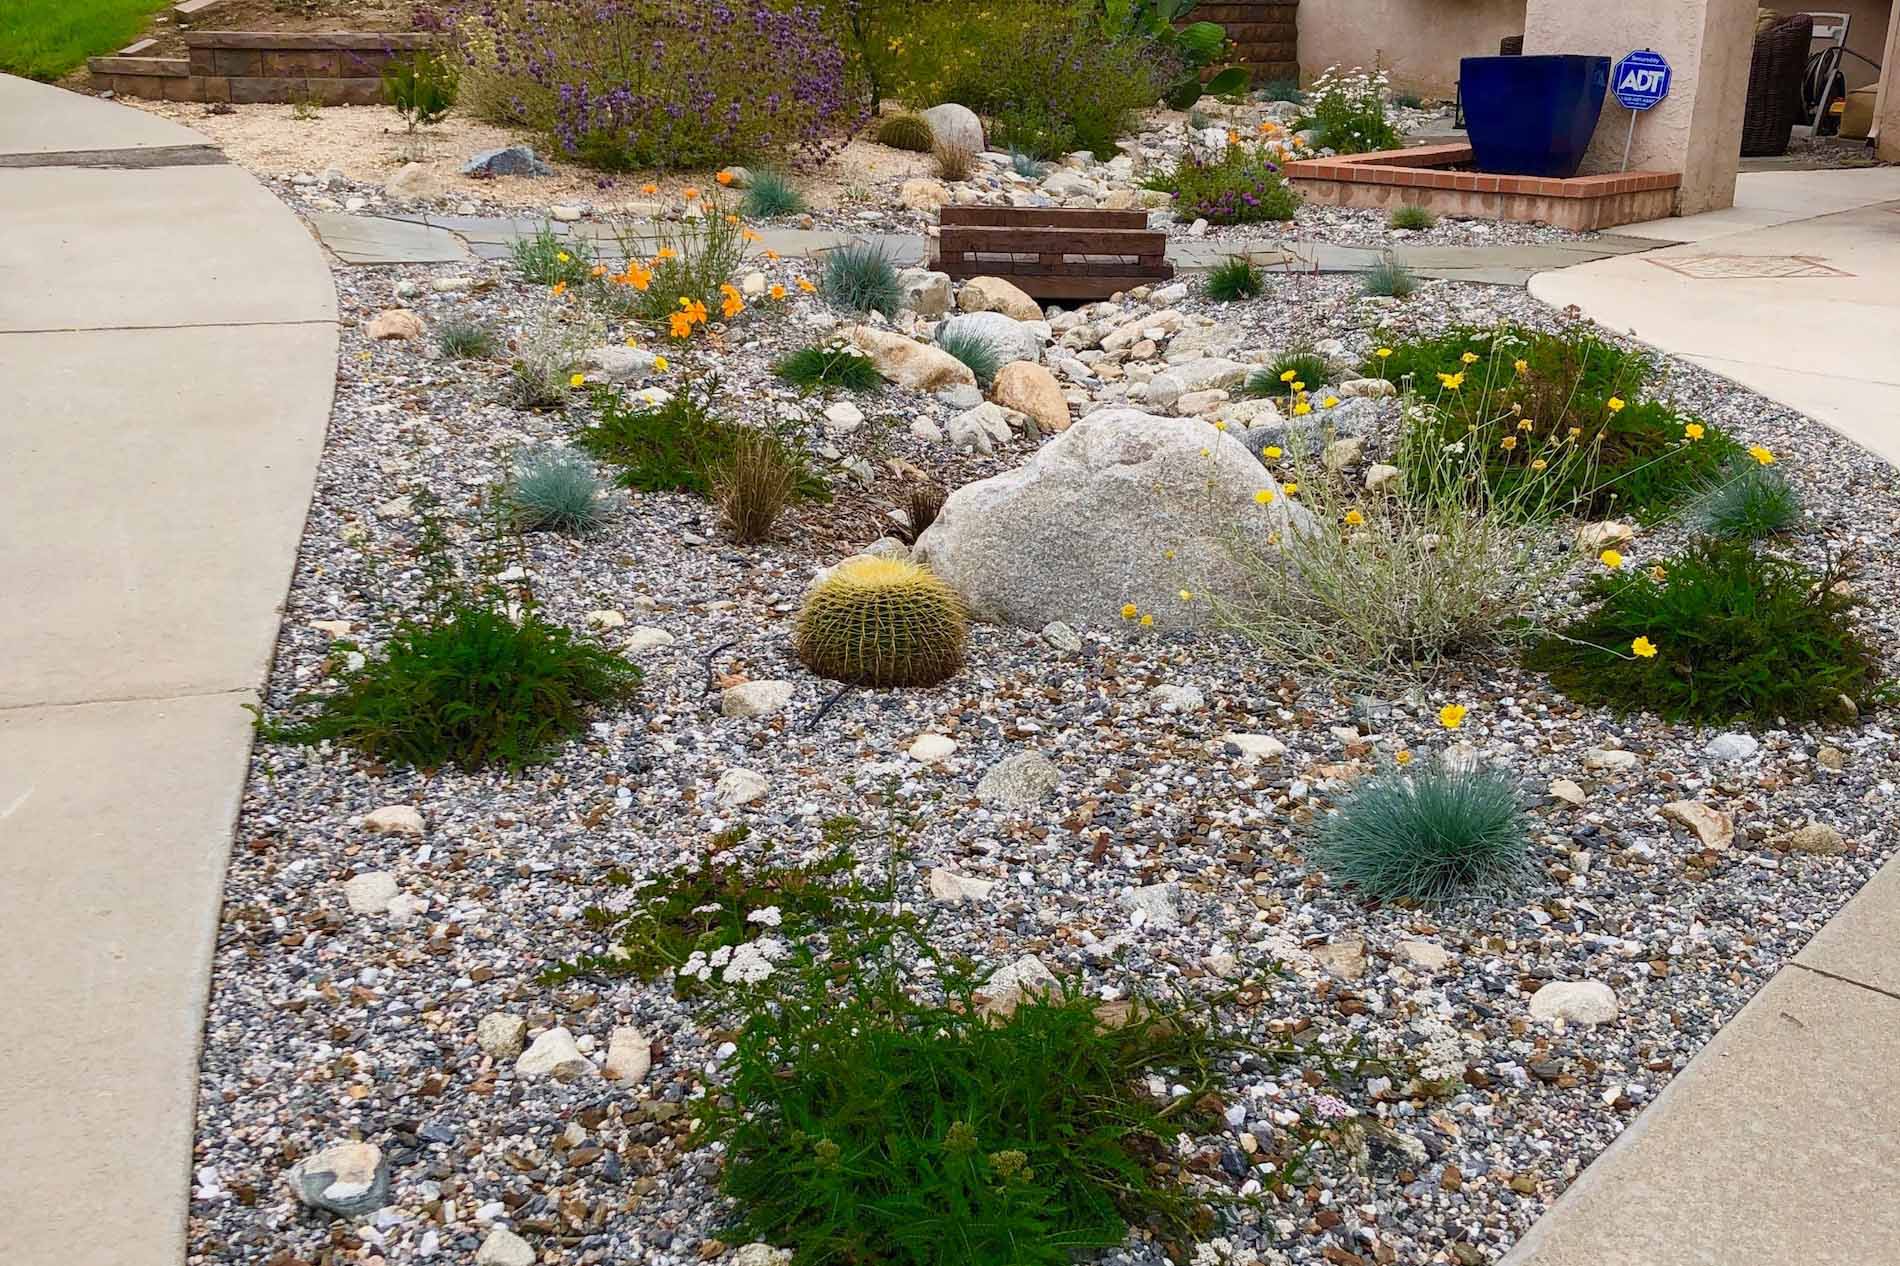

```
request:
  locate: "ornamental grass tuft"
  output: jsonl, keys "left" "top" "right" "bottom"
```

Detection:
{"left": 1313, "top": 759, "right": 1532, "bottom": 903}
{"left": 821, "top": 243, "right": 903, "bottom": 316}
{"left": 773, "top": 338, "right": 881, "bottom": 392}
{"left": 933, "top": 325, "right": 1004, "bottom": 387}
{"left": 1688, "top": 462, "right": 1803, "bottom": 540}
{"left": 574, "top": 379, "right": 828, "bottom": 502}
{"left": 1389, "top": 204, "right": 1436, "bottom": 230}
{"left": 506, "top": 447, "right": 613, "bottom": 534}
{"left": 1205, "top": 255, "right": 1264, "bottom": 302}
{"left": 1361, "top": 258, "right": 1418, "bottom": 298}
{"left": 1524, "top": 536, "right": 1884, "bottom": 725}
{"left": 740, "top": 168, "right": 807, "bottom": 218}
{"left": 435, "top": 316, "right": 497, "bottom": 360}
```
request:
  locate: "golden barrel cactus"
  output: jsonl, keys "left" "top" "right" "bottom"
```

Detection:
{"left": 794, "top": 557, "right": 968, "bottom": 688}
{"left": 876, "top": 112, "right": 936, "bottom": 152}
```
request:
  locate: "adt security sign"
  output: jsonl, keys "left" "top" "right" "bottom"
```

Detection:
{"left": 1612, "top": 49, "right": 1672, "bottom": 111}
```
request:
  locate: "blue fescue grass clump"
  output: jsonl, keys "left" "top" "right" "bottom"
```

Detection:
{"left": 1008, "top": 147, "right": 1049, "bottom": 178}
{"left": 821, "top": 243, "right": 903, "bottom": 315}
{"left": 1688, "top": 462, "right": 1802, "bottom": 540}
{"left": 1313, "top": 760, "right": 1532, "bottom": 902}
{"left": 741, "top": 168, "right": 808, "bottom": 218}
{"left": 1361, "top": 258, "right": 1418, "bottom": 298}
{"left": 1205, "top": 255, "right": 1264, "bottom": 301}
{"left": 933, "top": 326, "right": 1003, "bottom": 386}
{"left": 507, "top": 448, "right": 612, "bottom": 533}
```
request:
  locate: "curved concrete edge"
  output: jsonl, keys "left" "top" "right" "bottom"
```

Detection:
{"left": 0, "top": 76, "right": 338, "bottom": 1266}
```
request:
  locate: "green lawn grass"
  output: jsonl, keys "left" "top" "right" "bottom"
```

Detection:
{"left": 0, "top": 0, "right": 172, "bottom": 81}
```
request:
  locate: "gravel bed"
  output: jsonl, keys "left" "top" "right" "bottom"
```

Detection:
{"left": 185, "top": 213, "right": 1900, "bottom": 1266}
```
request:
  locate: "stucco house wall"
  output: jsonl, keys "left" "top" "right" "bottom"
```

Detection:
{"left": 1297, "top": 0, "right": 1528, "bottom": 98}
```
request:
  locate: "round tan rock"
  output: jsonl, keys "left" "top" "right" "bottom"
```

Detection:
{"left": 367, "top": 309, "right": 424, "bottom": 341}
{"left": 992, "top": 361, "right": 1070, "bottom": 433}
{"left": 957, "top": 275, "right": 1042, "bottom": 321}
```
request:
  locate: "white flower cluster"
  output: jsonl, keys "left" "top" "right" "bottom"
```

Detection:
{"left": 745, "top": 905, "right": 783, "bottom": 927}
{"left": 679, "top": 935, "right": 788, "bottom": 986}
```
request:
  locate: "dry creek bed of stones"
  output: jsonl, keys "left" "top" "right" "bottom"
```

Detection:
{"left": 187, "top": 184, "right": 1900, "bottom": 1266}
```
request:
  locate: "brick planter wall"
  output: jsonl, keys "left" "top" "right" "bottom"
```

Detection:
{"left": 90, "top": 32, "right": 435, "bottom": 105}
{"left": 1196, "top": 1, "right": 1300, "bottom": 85}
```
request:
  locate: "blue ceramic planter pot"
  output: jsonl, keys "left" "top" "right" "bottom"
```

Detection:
{"left": 1460, "top": 54, "right": 1610, "bottom": 178}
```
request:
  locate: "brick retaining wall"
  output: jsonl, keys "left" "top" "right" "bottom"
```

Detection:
{"left": 90, "top": 32, "right": 435, "bottom": 105}
{"left": 1196, "top": 0, "right": 1300, "bottom": 84}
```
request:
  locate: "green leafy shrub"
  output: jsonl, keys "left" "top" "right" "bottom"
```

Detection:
{"left": 506, "top": 448, "right": 612, "bottom": 533}
{"left": 876, "top": 112, "right": 935, "bottom": 151}
{"left": 1143, "top": 143, "right": 1299, "bottom": 224}
{"left": 934, "top": 324, "right": 1004, "bottom": 387}
{"left": 383, "top": 48, "right": 458, "bottom": 130}
{"left": 575, "top": 380, "right": 828, "bottom": 502}
{"left": 1524, "top": 537, "right": 1883, "bottom": 725}
{"left": 794, "top": 556, "right": 967, "bottom": 688}
{"left": 601, "top": 196, "right": 749, "bottom": 324}
{"left": 1361, "top": 258, "right": 1417, "bottom": 298}
{"left": 509, "top": 225, "right": 592, "bottom": 286}
{"left": 1294, "top": 64, "right": 1401, "bottom": 153}
{"left": 740, "top": 168, "right": 808, "bottom": 218}
{"left": 991, "top": 101, "right": 1069, "bottom": 160}
{"left": 821, "top": 242, "right": 903, "bottom": 315}
{"left": 1377, "top": 324, "right": 1738, "bottom": 520}
{"left": 1088, "top": 0, "right": 1251, "bottom": 110}
{"left": 774, "top": 338, "right": 882, "bottom": 392}
{"left": 1389, "top": 204, "right": 1435, "bottom": 230}
{"left": 1689, "top": 462, "right": 1802, "bottom": 539}
{"left": 701, "top": 939, "right": 1300, "bottom": 1266}
{"left": 435, "top": 316, "right": 497, "bottom": 360}
{"left": 1313, "top": 760, "right": 1531, "bottom": 902}
{"left": 1205, "top": 255, "right": 1264, "bottom": 301}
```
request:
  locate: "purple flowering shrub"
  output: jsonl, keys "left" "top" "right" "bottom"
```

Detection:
{"left": 453, "top": 1, "right": 863, "bottom": 170}
{"left": 1144, "top": 144, "right": 1300, "bottom": 225}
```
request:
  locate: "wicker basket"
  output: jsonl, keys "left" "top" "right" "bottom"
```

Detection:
{"left": 1740, "top": 13, "right": 1812, "bottom": 156}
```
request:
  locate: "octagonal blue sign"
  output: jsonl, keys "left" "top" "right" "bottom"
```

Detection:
{"left": 1612, "top": 49, "right": 1672, "bottom": 111}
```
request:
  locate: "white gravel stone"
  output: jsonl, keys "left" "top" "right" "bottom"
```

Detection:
{"left": 1704, "top": 732, "right": 1760, "bottom": 762}
{"left": 714, "top": 767, "right": 770, "bottom": 806}
{"left": 476, "top": 1226, "right": 536, "bottom": 1266}
{"left": 721, "top": 680, "right": 794, "bottom": 718}
{"left": 603, "top": 1026, "right": 653, "bottom": 1084}
{"left": 976, "top": 751, "right": 1059, "bottom": 808}
{"left": 908, "top": 733, "right": 957, "bottom": 763}
{"left": 342, "top": 871, "right": 399, "bottom": 915}
{"left": 929, "top": 867, "right": 995, "bottom": 904}
{"left": 476, "top": 1013, "right": 527, "bottom": 1059}
{"left": 515, "top": 1027, "right": 592, "bottom": 1080}
{"left": 1529, "top": 980, "right": 1620, "bottom": 1025}
{"left": 363, "top": 805, "right": 425, "bottom": 837}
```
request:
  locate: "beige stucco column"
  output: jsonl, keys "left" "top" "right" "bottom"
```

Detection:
{"left": 1874, "top": 4, "right": 1900, "bottom": 160}
{"left": 1524, "top": 0, "right": 1756, "bottom": 214}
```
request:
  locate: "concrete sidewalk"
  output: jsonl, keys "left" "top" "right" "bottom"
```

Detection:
{"left": 0, "top": 75, "right": 337, "bottom": 1266}
{"left": 1532, "top": 168, "right": 1900, "bottom": 467}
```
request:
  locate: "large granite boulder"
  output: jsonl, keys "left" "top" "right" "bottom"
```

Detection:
{"left": 913, "top": 409, "right": 1311, "bottom": 631}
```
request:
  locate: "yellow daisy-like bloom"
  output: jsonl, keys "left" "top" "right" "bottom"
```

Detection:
{"left": 1291, "top": 380, "right": 1306, "bottom": 392}
{"left": 1684, "top": 422, "right": 1705, "bottom": 440}
{"left": 1437, "top": 371, "right": 1465, "bottom": 389}
{"left": 1500, "top": 435, "right": 1518, "bottom": 451}
{"left": 1606, "top": 396, "right": 1626, "bottom": 413}
{"left": 769, "top": 283, "right": 786, "bottom": 301}
{"left": 1568, "top": 426, "right": 1583, "bottom": 440}
{"left": 1121, "top": 603, "right": 1138, "bottom": 620}
{"left": 550, "top": 281, "right": 567, "bottom": 298}
{"left": 1253, "top": 488, "right": 1275, "bottom": 504}
{"left": 1749, "top": 445, "right": 1776, "bottom": 465}
{"left": 1139, "top": 613, "right": 1154, "bottom": 627}
{"left": 1376, "top": 347, "right": 1393, "bottom": 359}
{"left": 1513, "top": 358, "right": 1528, "bottom": 373}
{"left": 1599, "top": 548, "right": 1624, "bottom": 570}
{"left": 1283, "top": 482, "right": 1300, "bottom": 496}
{"left": 1213, "top": 420, "right": 1227, "bottom": 431}
{"left": 1324, "top": 396, "right": 1340, "bottom": 408}
{"left": 624, "top": 335, "right": 639, "bottom": 348}
{"left": 1531, "top": 458, "right": 1548, "bottom": 470}
{"left": 1394, "top": 750, "right": 1413, "bottom": 766}
{"left": 568, "top": 372, "right": 586, "bottom": 388}
{"left": 1179, "top": 589, "right": 1193, "bottom": 602}
{"left": 797, "top": 277, "right": 816, "bottom": 293}
{"left": 1264, "top": 446, "right": 1283, "bottom": 459}
{"left": 556, "top": 251, "right": 570, "bottom": 264}
{"left": 1343, "top": 509, "right": 1365, "bottom": 526}
{"left": 1292, "top": 402, "right": 1311, "bottom": 416}
{"left": 1438, "top": 703, "right": 1468, "bottom": 730}
{"left": 1631, "top": 636, "right": 1658, "bottom": 659}
{"left": 1460, "top": 351, "right": 1479, "bottom": 365}
{"left": 1280, "top": 369, "right": 1298, "bottom": 383}
{"left": 653, "top": 355, "right": 669, "bottom": 371}
{"left": 1517, "top": 418, "right": 1533, "bottom": 431}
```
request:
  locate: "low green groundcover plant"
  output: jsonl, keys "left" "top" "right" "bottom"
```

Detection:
{"left": 773, "top": 339, "right": 882, "bottom": 392}
{"left": 1, "top": 0, "right": 168, "bottom": 80}
{"left": 509, "top": 225, "right": 594, "bottom": 286}
{"left": 1144, "top": 144, "right": 1299, "bottom": 225}
{"left": 700, "top": 940, "right": 1328, "bottom": 1266}
{"left": 574, "top": 381, "right": 828, "bottom": 502}
{"left": 1205, "top": 255, "right": 1264, "bottom": 302}
{"left": 1375, "top": 323, "right": 1740, "bottom": 519}
{"left": 1313, "top": 759, "right": 1532, "bottom": 902}
{"left": 1525, "top": 537, "right": 1885, "bottom": 724}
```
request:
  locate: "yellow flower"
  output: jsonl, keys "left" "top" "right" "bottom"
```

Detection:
{"left": 1343, "top": 509, "right": 1365, "bottom": 526}
{"left": 1512, "top": 358, "right": 1528, "bottom": 373}
{"left": 1599, "top": 548, "right": 1624, "bottom": 569}
{"left": 1213, "top": 420, "right": 1227, "bottom": 431}
{"left": 1280, "top": 369, "right": 1298, "bottom": 383}
{"left": 1437, "top": 371, "right": 1465, "bottom": 389}
{"left": 1749, "top": 445, "right": 1776, "bottom": 465}
{"left": 1631, "top": 635, "right": 1658, "bottom": 659}
{"left": 1179, "top": 589, "right": 1193, "bottom": 602}
{"left": 1376, "top": 347, "right": 1393, "bottom": 359}
{"left": 653, "top": 355, "right": 669, "bottom": 371}
{"left": 1264, "top": 446, "right": 1283, "bottom": 460}
{"left": 1253, "top": 488, "right": 1275, "bottom": 504}
{"left": 1500, "top": 435, "right": 1518, "bottom": 451}
{"left": 1606, "top": 396, "right": 1626, "bottom": 413}
{"left": 797, "top": 277, "right": 816, "bottom": 293}
{"left": 1323, "top": 396, "right": 1340, "bottom": 409}
{"left": 1517, "top": 418, "right": 1533, "bottom": 431}
{"left": 624, "top": 336, "right": 638, "bottom": 348}
{"left": 1460, "top": 351, "right": 1479, "bottom": 364}
{"left": 1291, "top": 380, "right": 1306, "bottom": 392}
{"left": 556, "top": 251, "right": 570, "bottom": 264}
{"left": 550, "top": 281, "right": 567, "bottom": 298}
{"left": 1684, "top": 422, "right": 1706, "bottom": 440}
{"left": 769, "top": 283, "right": 787, "bottom": 301}
{"left": 1394, "top": 750, "right": 1413, "bottom": 766}
{"left": 1139, "top": 613, "right": 1154, "bottom": 627}
{"left": 1649, "top": 564, "right": 1667, "bottom": 581}
{"left": 1438, "top": 703, "right": 1468, "bottom": 730}
{"left": 1121, "top": 603, "right": 1138, "bottom": 619}
{"left": 1568, "top": 426, "right": 1583, "bottom": 440}
{"left": 569, "top": 372, "right": 586, "bottom": 388}
{"left": 1531, "top": 458, "right": 1548, "bottom": 470}
{"left": 1292, "top": 401, "right": 1311, "bottom": 416}
{"left": 1283, "top": 482, "right": 1300, "bottom": 496}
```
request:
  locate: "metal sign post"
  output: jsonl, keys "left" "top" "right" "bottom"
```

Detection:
{"left": 1611, "top": 48, "right": 1673, "bottom": 170}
